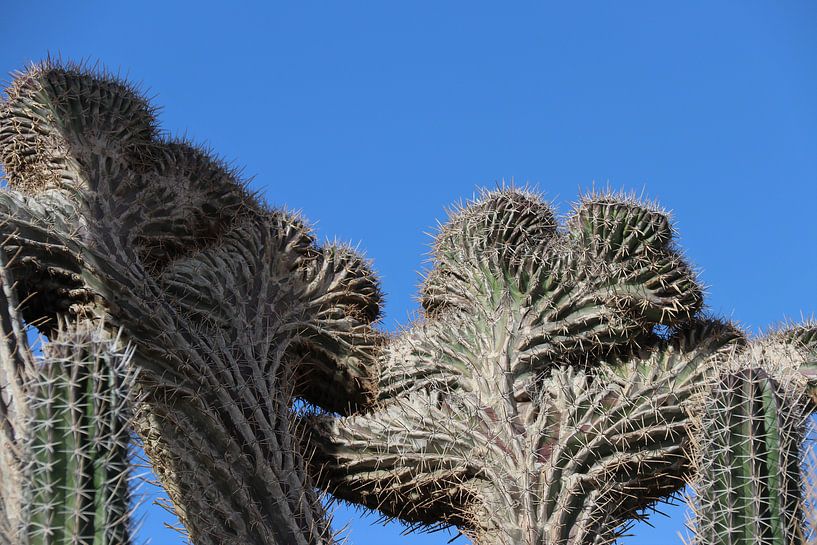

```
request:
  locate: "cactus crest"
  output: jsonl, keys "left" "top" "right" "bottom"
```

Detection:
{"left": 309, "top": 189, "right": 733, "bottom": 545}
{"left": 0, "top": 62, "right": 384, "bottom": 545}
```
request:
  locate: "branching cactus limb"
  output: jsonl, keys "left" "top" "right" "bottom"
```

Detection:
{"left": 687, "top": 329, "right": 817, "bottom": 545}
{"left": 0, "top": 62, "right": 384, "bottom": 545}
{"left": 311, "top": 319, "right": 744, "bottom": 545}
{"left": 0, "top": 256, "right": 137, "bottom": 545}
{"left": 3, "top": 59, "right": 814, "bottom": 545}
{"left": 307, "top": 189, "right": 741, "bottom": 545}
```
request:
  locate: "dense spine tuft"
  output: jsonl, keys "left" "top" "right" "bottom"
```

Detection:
{"left": 0, "top": 61, "right": 158, "bottom": 192}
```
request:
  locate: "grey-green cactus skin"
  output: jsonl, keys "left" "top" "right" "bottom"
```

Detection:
{"left": 308, "top": 198, "right": 817, "bottom": 543}
{"left": 0, "top": 258, "right": 135, "bottom": 545}
{"left": 691, "top": 367, "right": 806, "bottom": 545}
{"left": 688, "top": 328, "right": 817, "bottom": 545}
{"left": 28, "top": 325, "right": 135, "bottom": 545}
{"left": 307, "top": 191, "right": 817, "bottom": 544}
{"left": 0, "top": 62, "right": 383, "bottom": 545}
{"left": 307, "top": 190, "right": 748, "bottom": 544}
{"left": 0, "top": 62, "right": 815, "bottom": 545}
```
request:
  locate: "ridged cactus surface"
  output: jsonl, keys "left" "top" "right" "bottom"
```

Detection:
{"left": 688, "top": 329, "right": 817, "bottom": 545}
{"left": 0, "top": 258, "right": 135, "bottom": 545}
{"left": 803, "top": 419, "right": 817, "bottom": 540}
{"left": 309, "top": 193, "right": 817, "bottom": 544}
{"left": 308, "top": 190, "right": 751, "bottom": 545}
{"left": 691, "top": 367, "right": 806, "bottom": 545}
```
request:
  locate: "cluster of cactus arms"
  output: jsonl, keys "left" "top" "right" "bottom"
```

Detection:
{"left": 0, "top": 63, "right": 814, "bottom": 545}
{"left": 306, "top": 194, "right": 815, "bottom": 544}
{"left": 0, "top": 62, "right": 383, "bottom": 545}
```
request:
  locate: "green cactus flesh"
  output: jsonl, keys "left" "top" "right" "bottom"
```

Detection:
{"left": 25, "top": 323, "right": 134, "bottom": 545}
{"left": 690, "top": 362, "right": 811, "bottom": 545}
{"left": 0, "top": 253, "right": 135, "bottom": 545}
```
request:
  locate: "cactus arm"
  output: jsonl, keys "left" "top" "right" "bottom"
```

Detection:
{"left": 0, "top": 249, "right": 37, "bottom": 431}
{"left": 0, "top": 62, "right": 382, "bottom": 409}
{"left": 803, "top": 426, "right": 817, "bottom": 542}
{"left": 0, "top": 251, "right": 136, "bottom": 545}
{"left": 688, "top": 327, "right": 817, "bottom": 545}
{"left": 0, "top": 255, "right": 35, "bottom": 544}
{"left": 26, "top": 320, "right": 136, "bottom": 545}
{"left": 308, "top": 189, "right": 732, "bottom": 545}
{"left": 690, "top": 365, "right": 808, "bottom": 545}
{"left": 310, "top": 319, "right": 743, "bottom": 545}
{"left": 536, "top": 321, "right": 744, "bottom": 545}
{"left": 128, "top": 214, "right": 379, "bottom": 545}
{"left": 421, "top": 191, "right": 702, "bottom": 375}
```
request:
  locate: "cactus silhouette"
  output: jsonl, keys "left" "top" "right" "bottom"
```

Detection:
{"left": 0, "top": 62, "right": 814, "bottom": 545}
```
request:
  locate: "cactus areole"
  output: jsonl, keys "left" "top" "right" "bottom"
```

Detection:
{"left": 0, "top": 62, "right": 815, "bottom": 545}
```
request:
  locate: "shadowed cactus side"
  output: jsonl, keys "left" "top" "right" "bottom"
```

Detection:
{"left": 0, "top": 259, "right": 136, "bottom": 545}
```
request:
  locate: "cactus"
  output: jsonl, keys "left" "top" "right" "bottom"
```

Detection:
{"left": 802, "top": 417, "right": 817, "bottom": 541}
{"left": 0, "top": 62, "right": 815, "bottom": 545}
{"left": 690, "top": 367, "right": 806, "bottom": 545}
{"left": 0, "top": 256, "right": 136, "bottom": 545}
{"left": 687, "top": 329, "right": 817, "bottom": 545}
{"left": 0, "top": 61, "right": 383, "bottom": 545}
{"left": 307, "top": 190, "right": 748, "bottom": 544}
{"left": 308, "top": 191, "right": 817, "bottom": 544}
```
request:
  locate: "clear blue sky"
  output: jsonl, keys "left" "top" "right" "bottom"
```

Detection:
{"left": 3, "top": 2, "right": 816, "bottom": 544}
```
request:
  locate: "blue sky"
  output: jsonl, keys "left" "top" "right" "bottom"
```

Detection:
{"left": 2, "top": 2, "right": 816, "bottom": 544}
